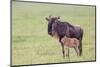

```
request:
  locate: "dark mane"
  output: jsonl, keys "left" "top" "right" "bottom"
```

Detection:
{"left": 58, "top": 20, "right": 74, "bottom": 28}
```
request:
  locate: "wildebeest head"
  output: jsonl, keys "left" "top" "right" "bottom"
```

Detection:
{"left": 45, "top": 15, "right": 60, "bottom": 35}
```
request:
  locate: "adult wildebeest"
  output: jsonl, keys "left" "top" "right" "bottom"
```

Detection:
{"left": 45, "top": 15, "right": 83, "bottom": 58}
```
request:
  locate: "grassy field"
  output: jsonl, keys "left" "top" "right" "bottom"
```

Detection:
{"left": 12, "top": 1, "right": 96, "bottom": 66}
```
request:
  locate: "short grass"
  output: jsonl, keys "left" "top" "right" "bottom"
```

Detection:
{"left": 12, "top": 1, "right": 96, "bottom": 66}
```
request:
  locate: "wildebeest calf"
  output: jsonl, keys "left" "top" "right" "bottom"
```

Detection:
{"left": 61, "top": 36, "right": 80, "bottom": 56}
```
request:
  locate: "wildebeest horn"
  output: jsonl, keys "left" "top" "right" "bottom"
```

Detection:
{"left": 49, "top": 15, "right": 52, "bottom": 18}
{"left": 45, "top": 17, "right": 49, "bottom": 21}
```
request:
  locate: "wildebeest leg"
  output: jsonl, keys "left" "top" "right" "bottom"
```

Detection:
{"left": 60, "top": 41, "right": 65, "bottom": 58}
{"left": 59, "top": 37, "right": 65, "bottom": 58}
{"left": 78, "top": 40, "right": 82, "bottom": 56}
{"left": 66, "top": 47, "right": 69, "bottom": 57}
{"left": 78, "top": 28, "right": 83, "bottom": 56}
{"left": 74, "top": 46, "right": 80, "bottom": 56}
{"left": 61, "top": 44, "right": 65, "bottom": 58}
{"left": 66, "top": 47, "right": 70, "bottom": 61}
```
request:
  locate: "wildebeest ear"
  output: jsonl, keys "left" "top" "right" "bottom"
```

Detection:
{"left": 45, "top": 17, "right": 49, "bottom": 21}
{"left": 57, "top": 16, "right": 60, "bottom": 19}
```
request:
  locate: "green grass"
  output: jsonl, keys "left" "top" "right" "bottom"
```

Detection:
{"left": 12, "top": 1, "right": 96, "bottom": 66}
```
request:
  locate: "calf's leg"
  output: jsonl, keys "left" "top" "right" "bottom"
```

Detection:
{"left": 66, "top": 47, "right": 69, "bottom": 57}
{"left": 74, "top": 46, "right": 80, "bottom": 56}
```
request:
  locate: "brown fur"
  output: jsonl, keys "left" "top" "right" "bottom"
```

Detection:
{"left": 61, "top": 36, "right": 80, "bottom": 56}
{"left": 61, "top": 36, "right": 79, "bottom": 47}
